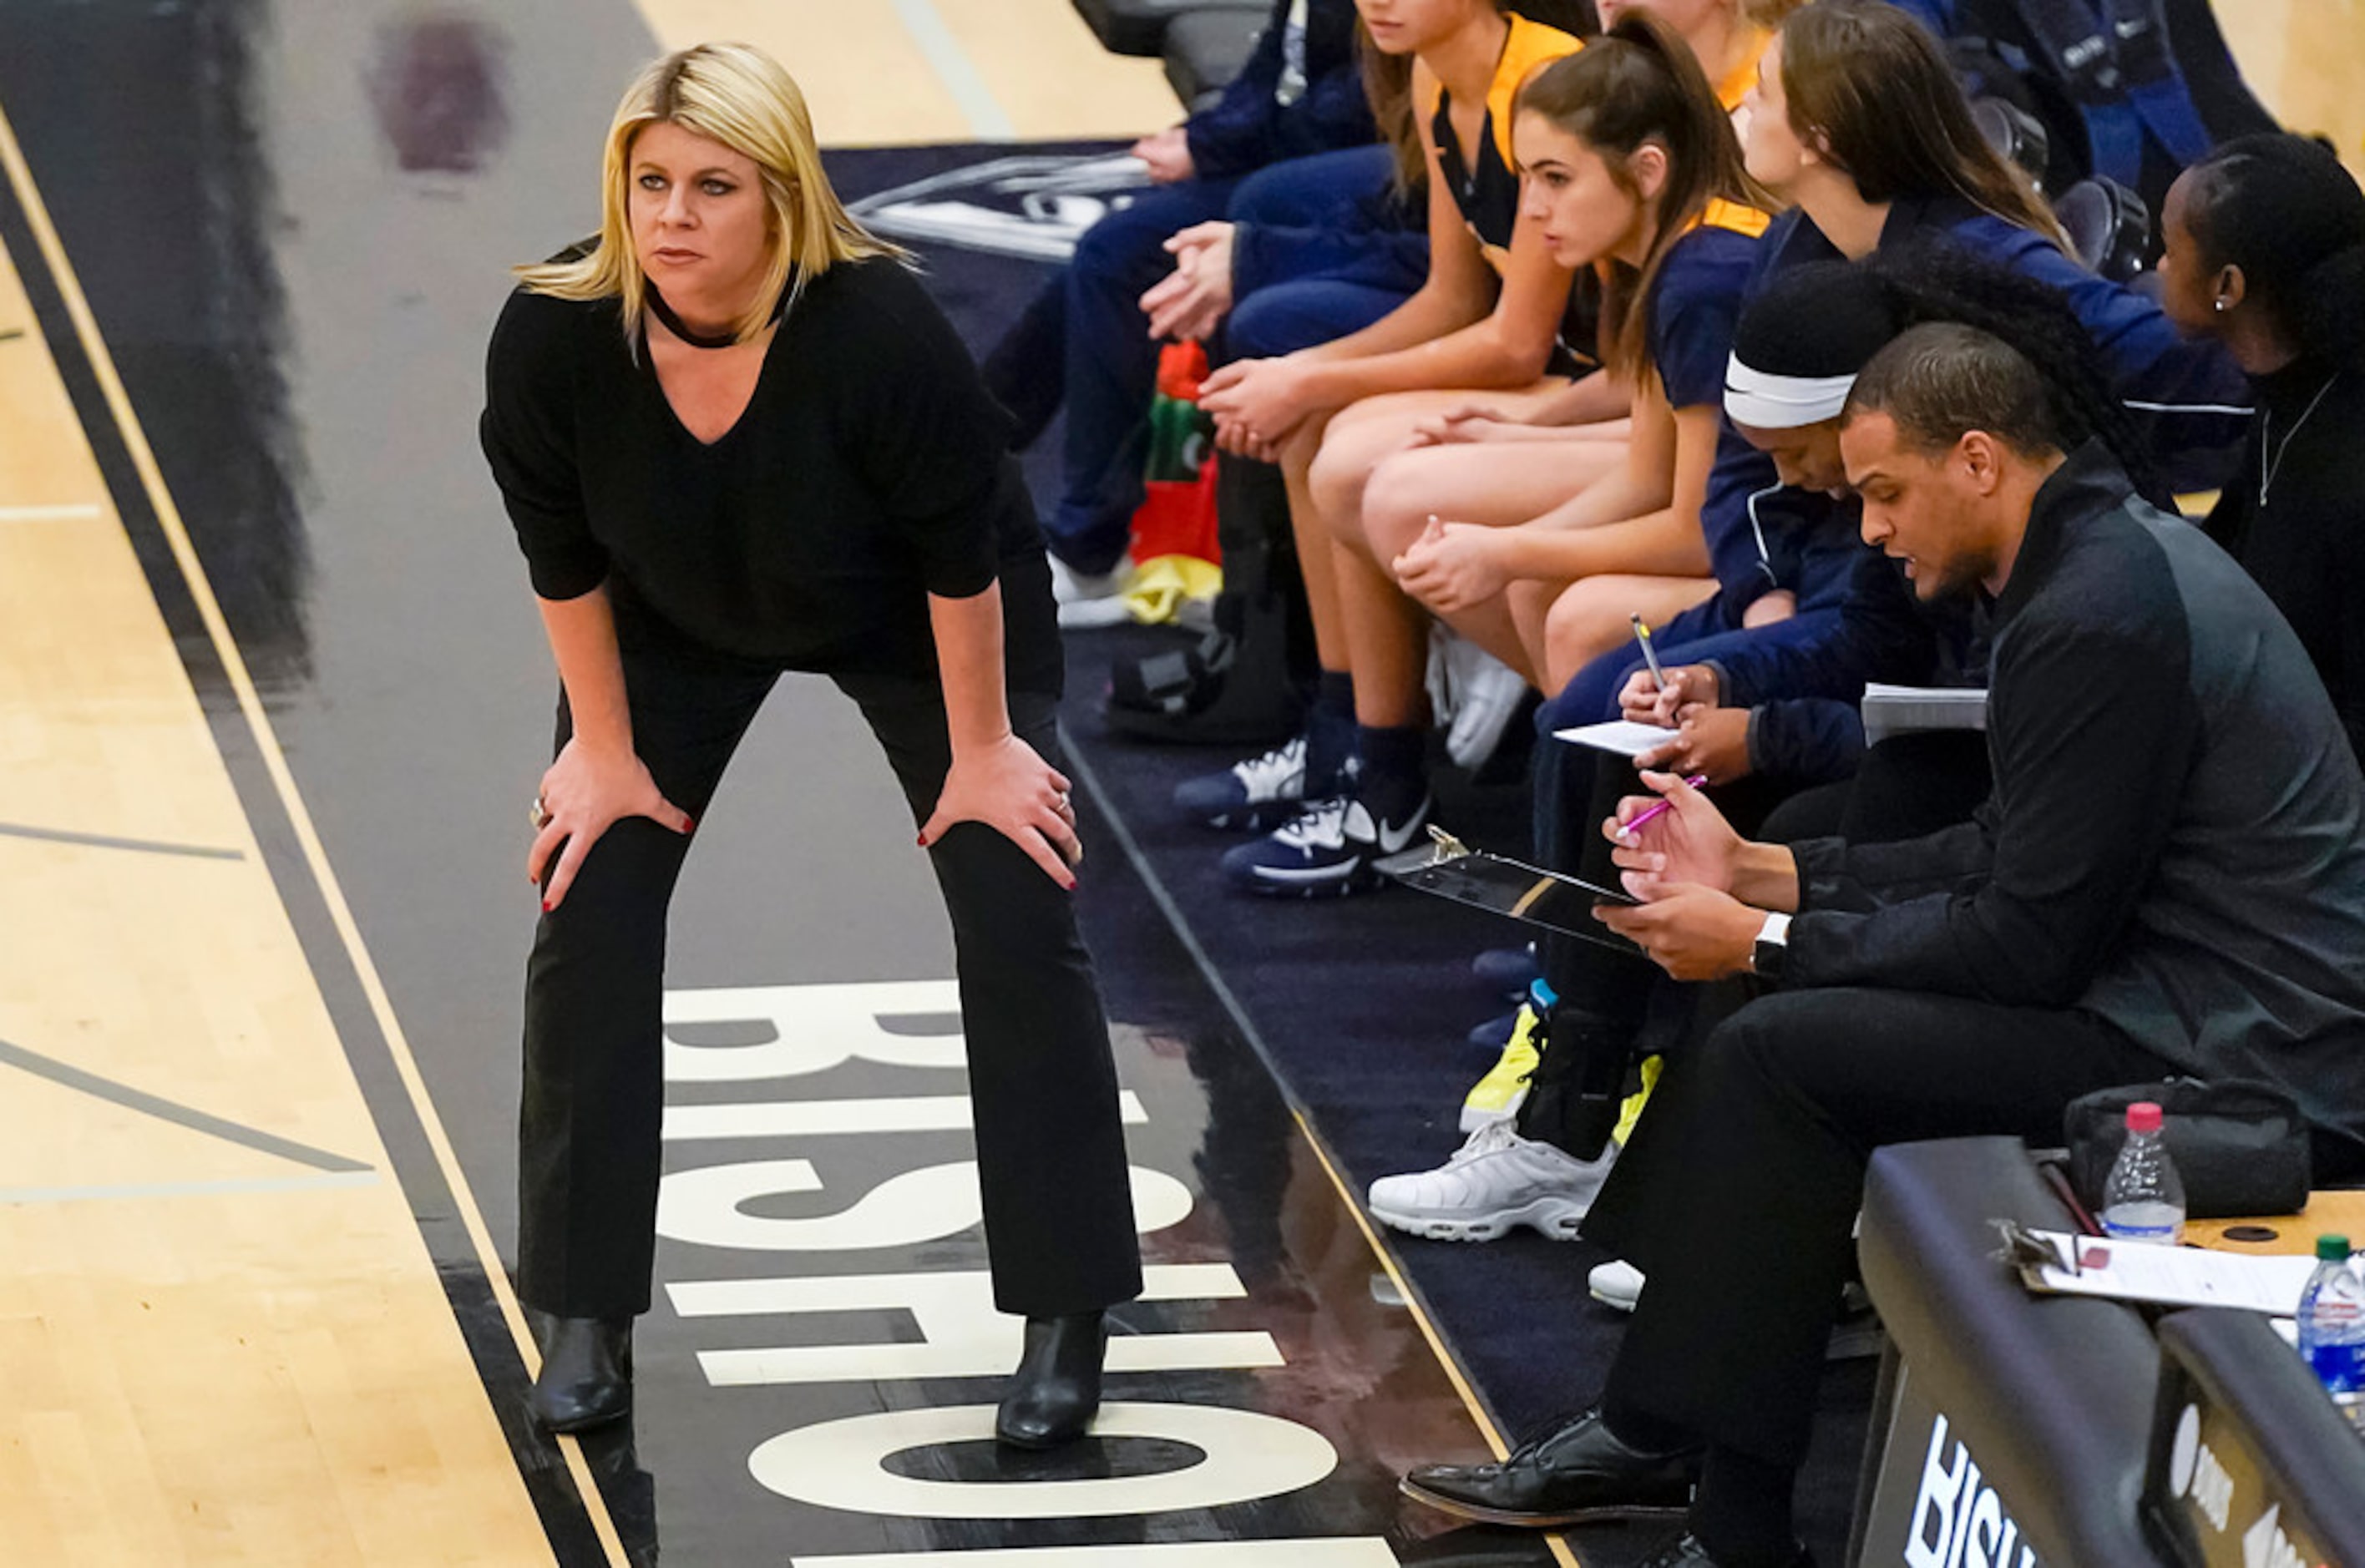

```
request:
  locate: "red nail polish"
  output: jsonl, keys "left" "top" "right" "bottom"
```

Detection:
{"left": 541, "top": 899, "right": 553, "bottom": 913}
{"left": 684, "top": 817, "right": 697, "bottom": 833}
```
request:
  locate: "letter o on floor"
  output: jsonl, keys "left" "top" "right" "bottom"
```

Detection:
{"left": 749, "top": 1403, "right": 1338, "bottom": 1517}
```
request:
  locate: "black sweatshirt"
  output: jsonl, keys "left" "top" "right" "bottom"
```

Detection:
{"left": 480, "top": 257, "right": 1061, "bottom": 691}
{"left": 2205, "top": 357, "right": 2365, "bottom": 761}
{"left": 1788, "top": 444, "right": 2365, "bottom": 1153}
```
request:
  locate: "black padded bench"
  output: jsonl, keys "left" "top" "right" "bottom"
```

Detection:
{"left": 1855, "top": 1138, "right": 2167, "bottom": 1565}
{"left": 1854, "top": 1138, "right": 2365, "bottom": 1565}
{"left": 1071, "top": 0, "right": 1264, "bottom": 59}
{"left": 1163, "top": 7, "right": 1269, "bottom": 109}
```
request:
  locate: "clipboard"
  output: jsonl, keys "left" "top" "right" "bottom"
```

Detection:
{"left": 1377, "top": 827, "right": 1643, "bottom": 954}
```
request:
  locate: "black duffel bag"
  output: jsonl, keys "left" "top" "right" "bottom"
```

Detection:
{"left": 2064, "top": 1077, "right": 2312, "bottom": 1220}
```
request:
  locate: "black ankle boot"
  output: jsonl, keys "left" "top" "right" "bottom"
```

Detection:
{"left": 995, "top": 1310, "right": 1107, "bottom": 1449}
{"left": 529, "top": 1312, "right": 634, "bottom": 1434}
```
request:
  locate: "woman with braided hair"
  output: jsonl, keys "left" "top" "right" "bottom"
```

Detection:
{"left": 1632, "top": 237, "right": 2167, "bottom": 802}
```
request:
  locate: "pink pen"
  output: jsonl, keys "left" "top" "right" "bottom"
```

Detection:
{"left": 1618, "top": 773, "right": 1709, "bottom": 840}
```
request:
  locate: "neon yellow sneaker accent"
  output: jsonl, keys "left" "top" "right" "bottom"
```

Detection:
{"left": 1610, "top": 1052, "right": 1663, "bottom": 1146}
{"left": 1460, "top": 1003, "right": 1542, "bottom": 1133}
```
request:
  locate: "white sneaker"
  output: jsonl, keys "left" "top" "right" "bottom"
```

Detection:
{"left": 1445, "top": 647, "right": 1529, "bottom": 769}
{"left": 1049, "top": 555, "right": 1133, "bottom": 630}
{"left": 1589, "top": 1257, "right": 1644, "bottom": 1312}
{"left": 1366, "top": 1122, "right": 1613, "bottom": 1242}
{"left": 1172, "top": 734, "right": 1312, "bottom": 832}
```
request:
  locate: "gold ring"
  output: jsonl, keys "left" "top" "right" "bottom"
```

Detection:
{"left": 529, "top": 797, "right": 549, "bottom": 830}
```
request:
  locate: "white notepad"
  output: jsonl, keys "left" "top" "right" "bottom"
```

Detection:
{"left": 1553, "top": 719, "right": 1677, "bottom": 756}
{"left": 1861, "top": 684, "right": 1988, "bottom": 746}
{"left": 2013, "top": 1227, "right": 2317, "bottom": 1315}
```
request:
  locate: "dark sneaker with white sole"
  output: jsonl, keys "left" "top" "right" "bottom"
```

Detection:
{"left": 1219, "top": 791, "right": 1431, "bottom": 896}
{"left": 1174, "top": 735, "right": 1321, "bottom": 832}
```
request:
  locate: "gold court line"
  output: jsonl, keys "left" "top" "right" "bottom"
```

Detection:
{"left": 0, "top": 98, "right": 630, "bottom": 1568}
{"left": 1290, "top": 1109, "right": 1588, "bottom": 1568}
{"left": 1066, "top": 706, "right": 1587, "bottom": 1566}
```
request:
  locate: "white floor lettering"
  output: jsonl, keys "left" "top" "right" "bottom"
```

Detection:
{"left": 654, "top": 1159, "right": 1193, "bottom": 1252}
{"left": 664, "top": 980, "right": 970, "bottom": 1080}
{"left": 669, "top": 1264, "right": 1283, "bottom": 1384}
{"left": 748, "top": 1403, "right": 1339, "bottom": 1518}
{"left": 658, "top": 980, "right": 1377, "bottom": 1550}
{"left": 661, "top": 1090, "right": 1147, "bottom": 1141}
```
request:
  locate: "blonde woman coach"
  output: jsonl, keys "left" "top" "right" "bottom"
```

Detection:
{"left": 479, "top": 43, "right": 1141, "bottom": 1446}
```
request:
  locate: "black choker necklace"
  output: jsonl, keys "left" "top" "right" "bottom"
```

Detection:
{"left": 646, "top": 283, "right": 784, "bottom": 349}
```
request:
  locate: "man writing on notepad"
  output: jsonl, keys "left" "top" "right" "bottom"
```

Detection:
{"left": 1396, "top": 322, "right": 2365, "bottom": 1567}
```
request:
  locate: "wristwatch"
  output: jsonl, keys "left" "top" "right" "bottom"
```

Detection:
{"left": 1751, "top": 911, "right": 1792, "bottom": 984}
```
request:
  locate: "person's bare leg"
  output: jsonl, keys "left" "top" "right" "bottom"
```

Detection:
{"left": 1359, "top": 439, "right": 1628, "bottom": 552}
{"left": 1506, "top": 578, "right": 1562, "bottom": 684}
{"left": 1313, "top": 382, "right": 1572, "bottom": 549}
{"left": 1310, "top": 389, "right": 1592, "bottom": 717}
{"left": 1279, "top": 412, "right": 1350, "bottom": 675}
{"left": 1539, "top": 415, "right": 1635, "bottom": 443}
{"left": 1329, "top": 532, "right": 1436, "bottom": 728}
{"left": 1543, "top": 574, "right": 1719, "bottom": 694}
{"left": 1356, "top": 440, "right": 1628, "bottom": 682}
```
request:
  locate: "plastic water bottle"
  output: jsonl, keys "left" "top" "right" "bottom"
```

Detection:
{"left": 2297, "top": 1234, "right": 2365, "bottom": 1432}
{"left": 2099, "top": 1100, "right": 2185, "bottom": 1243}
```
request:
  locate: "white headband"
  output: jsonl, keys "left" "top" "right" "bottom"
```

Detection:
{"left": 1724, "top": 354, "right": 1857, "bottom": 430}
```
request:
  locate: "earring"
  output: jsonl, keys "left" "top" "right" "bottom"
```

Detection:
{"left": 2213, "top": 300, "right": 2228, "bottom": 313}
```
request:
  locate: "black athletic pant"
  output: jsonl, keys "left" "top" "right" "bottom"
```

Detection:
{"left": 1585, "top": 987, "right": 2170, "bottom": 1469}
{"left": 518, "top": 626, "right": 1143, "bottom": 1320}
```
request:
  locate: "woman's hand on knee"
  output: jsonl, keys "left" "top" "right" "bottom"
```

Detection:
{"left": 529, "top": 740, "right": 693, "bottom": 910}
{"left": 1405, "top": 402, "right": 1506, "bottom": 448}
{"left": 919, "top": 734, "right": 1081, "bottom": 891}
{"left": 1394, "top": 516, "right": 1510, "bottom": 613}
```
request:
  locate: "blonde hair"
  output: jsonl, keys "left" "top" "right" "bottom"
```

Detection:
{"left": 515, "top": 42, "right": 906, "bottom": 346}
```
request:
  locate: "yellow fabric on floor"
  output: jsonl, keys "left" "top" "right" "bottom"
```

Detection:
{"left": 1121, "top": 554, "right": 1222, "bottom": 625}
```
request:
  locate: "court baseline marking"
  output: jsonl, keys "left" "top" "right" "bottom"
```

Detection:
{"left": 0, "top": 1036, "right": 373, "bottom": 1174}
{"left": 890, "top": 0, "right": 1020, "bottom": 140}
{"left": 0, "top": 94, "right": 631, "bottom": 1568}
{"left": 0, "top": 818, "right": 244, "bottom": 858}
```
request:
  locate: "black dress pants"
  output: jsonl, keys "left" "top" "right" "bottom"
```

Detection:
{"left": 519, "top": 629, "right": 1143, "bottom": 1320}
{"left": 1584, "top": 987, "right": 2170, "bottom": 1466}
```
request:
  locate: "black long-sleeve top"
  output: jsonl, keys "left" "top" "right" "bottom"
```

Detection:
{"left": 479, "top": 257, "right": 1061, "bottom": 691}
{"left": 1786, "top": 444, "right": 2365, "bottom": 1154}
{"left": 2204, "top": 357, "right": 2365, "bottom": 761}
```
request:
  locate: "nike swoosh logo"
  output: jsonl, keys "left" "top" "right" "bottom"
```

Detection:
{"left": 1375, "top": 812, "right": 1426, "bottom": 855}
